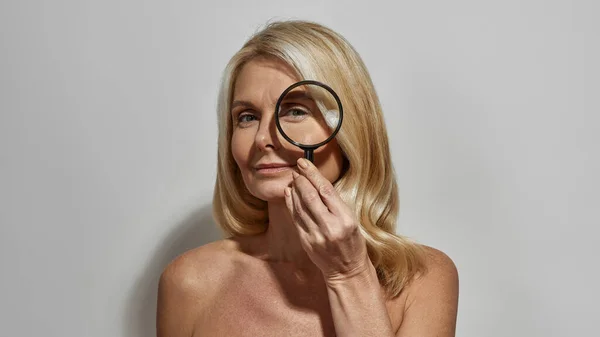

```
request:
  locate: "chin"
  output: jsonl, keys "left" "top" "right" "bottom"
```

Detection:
{"left": 247, "top": 180, "right": 290, "bottom": 202}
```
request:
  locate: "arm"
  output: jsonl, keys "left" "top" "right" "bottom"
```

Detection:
{"left": 325, "top": 258, "right": 395, "bottom": 336}
{"left": 288, "top": 159, "right": 458, "bottom": 336}
{"left": 325, "top": 248, "right": 459, "bottom": 337}
{"left": 286, "top": 159, "right": 395, "bottom": 336}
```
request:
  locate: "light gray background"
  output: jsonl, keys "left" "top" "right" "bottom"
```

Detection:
{"left": 1, "top": 1, "right": 598, "bottom": 336}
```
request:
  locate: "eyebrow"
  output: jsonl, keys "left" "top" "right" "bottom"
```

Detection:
{"left": 230, "top": 90, "right": 313, "bottom": 114}
{"left": 280, "top": 90, "right": 313, "bottom": 102}
{"left": 230, "top": 100, "right": 258, "bottom": 113}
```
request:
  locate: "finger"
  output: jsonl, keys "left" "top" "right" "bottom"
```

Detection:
{"left": 291, "top": 185, "right": 326, "bottom": 249}
{"left": 296, "top": 158, "right": 344, "bottom": 216}
{"left": 291, "top": 182, "right": 321, "bottom": 234}
{"left": 292, "top": 173, "right": 331, "bottom": 226}
{"left": 284, "top": 186, "right": 308, "bottom": 234}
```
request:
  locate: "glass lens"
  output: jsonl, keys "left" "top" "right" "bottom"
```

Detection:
{"left": 276, "top": 83, "right": 341, "bottom": 146}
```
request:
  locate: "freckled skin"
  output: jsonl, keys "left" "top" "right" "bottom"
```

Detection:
{"left": 184, "top": 238, "right": 409, "bottom": 337}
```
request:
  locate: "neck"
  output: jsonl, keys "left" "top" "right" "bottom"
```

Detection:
{"left": 263, "top": 199, "right": 316, "bottom": 270}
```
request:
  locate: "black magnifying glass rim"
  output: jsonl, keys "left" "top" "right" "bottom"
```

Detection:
{"left": 274, "top": 80, "right": 344, "bottom": 150}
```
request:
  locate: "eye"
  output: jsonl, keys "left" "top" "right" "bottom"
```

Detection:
{"left": 279, "top": 105, "right": 310, "bottom": 121}
{"left": 289, "top": 108, "right": 307, "bottom": 117}
{"left": 236, "top": 112, "right": 258, "bottom": 126}
{"left": 239, "top": 114, "right": 256, "bottom": 122}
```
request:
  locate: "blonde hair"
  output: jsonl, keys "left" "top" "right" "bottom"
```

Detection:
{"left": 212, "top": 20, "right": 426, "bottom": 298}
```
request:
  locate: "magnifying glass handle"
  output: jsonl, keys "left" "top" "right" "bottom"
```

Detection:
{"left": 304, "top": 149, "right": 314, "bottom": 163}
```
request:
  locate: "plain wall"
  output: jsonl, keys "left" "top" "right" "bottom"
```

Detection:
{"left": 1, "top": 0, "right": 598, "bottom": 336}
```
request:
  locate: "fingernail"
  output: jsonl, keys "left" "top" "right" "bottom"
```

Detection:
{"left": 297, "top": 158, "right": 308, "bottom": 169}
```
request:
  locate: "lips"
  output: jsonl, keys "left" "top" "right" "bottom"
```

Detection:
{"left": 253, "top": 163, "right": 295, "bottom": 174}
{"left": 254, "top": 163, "right": 292, "bottom": 169}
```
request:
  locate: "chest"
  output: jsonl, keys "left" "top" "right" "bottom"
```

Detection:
{"left": 199, "top": 301, "right": 335, "bottom": 337}
{"left": 193, "top": 263, "right": 405, "bottom": 336}
{"left": 198, "top": 267, "right": 336, "bottom": 336}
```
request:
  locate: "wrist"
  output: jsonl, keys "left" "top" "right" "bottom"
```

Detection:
{"left": 323, "top": 258, "right": 378, "bottom": 288}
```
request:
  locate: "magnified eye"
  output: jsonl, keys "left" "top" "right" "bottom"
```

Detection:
{"left": 280, "top": 106, "right": 310, "bottom": 121}
{"left": 273, "top": 80, "right": 343, "bottom": 163}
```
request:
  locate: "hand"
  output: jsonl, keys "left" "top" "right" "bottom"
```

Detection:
{"left": 284, "top": 158, "right": 372, "bottom": 281}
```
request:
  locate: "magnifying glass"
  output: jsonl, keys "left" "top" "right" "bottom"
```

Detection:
{"left": 274, "top": 80, "right": 343, "bottom": 163}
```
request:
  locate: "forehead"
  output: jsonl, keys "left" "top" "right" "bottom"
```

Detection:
{"left": 232, "top": 57, "right": 300, "bottom": 104}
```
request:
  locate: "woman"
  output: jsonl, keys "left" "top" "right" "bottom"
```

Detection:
{"left": 157, "top": 20, "right": 459, "bottom": 336}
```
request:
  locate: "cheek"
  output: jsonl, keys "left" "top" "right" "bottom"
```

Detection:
{"left": 231, "top": 132, "right": 245, "bottom": 167}
{"left": 315, "top": 140, "right": 344, "bottom": 181}
{"left": 231, "top": 129, "right": 254, "bottom": 170}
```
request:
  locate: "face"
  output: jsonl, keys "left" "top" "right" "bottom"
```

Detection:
{"left": 230, "top": 57, "right": 344, "bottom": 201}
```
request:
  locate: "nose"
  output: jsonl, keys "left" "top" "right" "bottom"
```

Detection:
{"left": 254, "top": 110, "right": 281, "bottom": 151}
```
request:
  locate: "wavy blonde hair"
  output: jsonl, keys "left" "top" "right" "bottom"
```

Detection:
{"left": 212, "top": 20, "right": 426, "bottom": 298}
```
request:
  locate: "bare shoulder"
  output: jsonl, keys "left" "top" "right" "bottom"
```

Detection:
{"left": 160, "top": 239, "right": 239, "bottom": 287}
{"left": 407, "top": 245, "right": 459, "bottom": 303}
{"left": 396, "top": 245, "right": 459, "bottom": 337}
{"left": 419, "top": 245, "right": 459, "bottom": 285}
{"left": 156, "top": 238, "right": 242, "bottom": 337}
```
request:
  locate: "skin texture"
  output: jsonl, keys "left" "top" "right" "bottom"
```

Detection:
{"left": 230, "top": 57, "right": 344, "bottom": 203}
{"left": 156, "top": 58, "right": 459, "bottom": 337}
